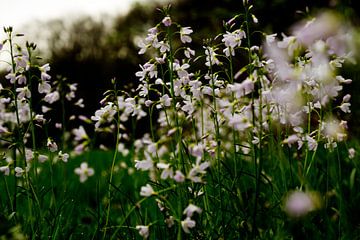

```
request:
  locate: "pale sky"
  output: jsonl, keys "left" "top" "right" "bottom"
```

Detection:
{"left": 0, "top": 0, "right": 148, "bottom": 28}
{"left": 0, "top": 0, "right": 168, "bottom": 69}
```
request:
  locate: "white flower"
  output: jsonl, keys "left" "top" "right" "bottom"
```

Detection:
{"left": 16, "top": 87, "right": 31, "bottom": 100}
{"left": 5, "top": 72, "right": 16, "bottom": 84}
{"left": 15, "top": 167, "right": 25, "bottom": 177}
{"left": 44, "top": 91, "right": 60, "bottom": 104}
{"left": 25, "top": 149, "right": 34, "bottom": 162}
{"left": 349, "top": 148, "right": 356, "bottom": 159}
{"left": 284, "top": 190, "right": 321, "bottom": 218}
{"left": 39, "top": 63, "right": 51, "bottom": 81}
{"left": 180, "top": 27, "right": 193, "bottom": 43}
{"left": 0, "top": 166, "right": 10, "bottom": 176}
{"left": 181, "top": 217, "right": 196, "bottom": 233}
{"left": 72, "top": 126, "right": 88, "bottom": 141}
{"left": 183, "top": 204, "right": 202, "bottom": 217}
{"left": 184, "top": 47, "right": 195, "bottom": 59}
{"left": 38, "top": 154, "right": 49, "bottom": 163}
{"left": 135, "top": 158, "right": 153, "bottom": 171}
{"left": 173, "top": 170, "right": 185, "bottom": 183}
{"left": 47, "top": 138, "right": 58, "bottom": 152}
{"left": 162, "top": 16, "right": 172, "bottom": 27}
{"left": 140, "top": 184, "right": 155, "bottom": 197}
{"left": 74, "top": 162, "right": 94, "bottom": 183}
{"left": 136, "top": 225, "right": 149, "bottom": 239}
{"left": 58, "top": 151, "right": 69, "bottom": 163}
{"left": 157, "top": 163, "right": 173, "bottom": 179}
{"left": 38, "top": 81, "right": 51, "bottom": 94}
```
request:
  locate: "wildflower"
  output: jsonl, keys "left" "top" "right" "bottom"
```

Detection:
{"left": 118, "top": 143, "right": 129, "bottom": 156}
{"left": 162, "top": 16, "right": 172, "bottom": 27}
{"left": 25, "top": 149, "right": 34, "bottom": 162}
{"left": 165, "top": 216, "right": 175, "bottom": 228}
{"left": 38, "top": 154, "right": 49, "bottom": 163}
{"left": 135, "top": 158, "right": 153, "bottom": 171}
{"left": 72, "top": 126, "right": 88, "bottom": 141}
{"left": 181, "top": 217, "right": 196, "bottom": 233}
{"left": 181, "top": 99, "right": 195, "bottom": 116}
{"left": 16, "top": 87, "right": 31, "bottom": 100}
{"left": 0, "top": 166, "right": 10, "bottom": 176}
{"left": 58, "top": 151, "right": 69, "bottom": 163}
{"left": 74, "top": 98, "right": 85, "bottom": 108}
{"left": 180, "top": 27, "right": 193, "bottom": 43}
{"left": 183, "top": 204, "right": 202, "bottom": 217}
{"left": 74, "top": 162, "right": 94, "bottom": 183}
{"left": 184, "top": 47, "right": 195, "bottom": 59}
{"left": 5, "top": 73, "right": 16, "bottom": 84}
{"left": 47, "top": 138, "right": 58, "bottom": 152}
{"left": 16, "top": 74, "right": 27, "bottom": 85}
{"left": 140, "top": 184, "right": 155, "bottom": 197}
{"left": 283, "top": 190, "right": 321, "bottom": 218}
{"left": 204, "top": 46, "right": 220, "bottom": 66}
{"left": 157, "top": 94, "right": 171, "bottom": 109}
{"left": 173, "top": 170, "right": 185, "bottom": 183}
{"left": 222, "top": 29, "right": 246, "bottom": 56}
{"left": 44, "top": 91, "right": 60, "bottom": 104}
{"left": 157, "top": 162, "right": 173, "bottom": 179}
{"left": 136, "top": 225, "right": 149, "bottom": 239}
{"left": 158, "top": 41, "right": 170, "bottom": 53}
{"left": 39, "top": 63, "right": 51, "bottom": 81}
{"left": 15, "top": 167, "right": 26, "bottom": 177}
{"left": 188, "top": 159, "right": 210, "bottom": 183}
{"left": 91, "top": 103, "right": 116, "bottom": 129}
{"left": 349, "top": 148, "right": 356, "bottom": 159}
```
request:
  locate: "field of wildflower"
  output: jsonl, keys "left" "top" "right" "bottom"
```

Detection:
{"left": 1, "top": 2, "right": 360, "bottom": 239}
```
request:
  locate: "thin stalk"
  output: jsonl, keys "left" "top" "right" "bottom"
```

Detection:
{"left": 103, "top": 91, "right": 122, "bottom": 239}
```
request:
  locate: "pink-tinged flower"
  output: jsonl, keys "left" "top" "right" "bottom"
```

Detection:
{"left": 25, "top": 149, "right": 34, "bottom": 162}
{"left": 180, "top": 27, "right": 193, "bottom": 43}
{"left": 158, "top": 41, "right": 170, "bottom": 53}
{"left": 44, "top": 91, "right": 60, "bottom": 104}
{"left": 58, "top": 151, "right": 69, "bottom": 163}
{"left": 16, "top": 74, "right": 27, "bottom": 85}
{"left": 157, "top": 94, "right": 171, "bottom": 109}
{"left": 74, "top": 162, "right": 94, "bottom": 183}
{"left": 74, "top": 98, "right": 85, "bottom": 108}
{"left": 16, "top": 87, "right": 31, "bottom": 100}
{"left": 47, "top": 138, "right": 58, "bottom": 152}
{"left": 15, "top": 167, "right": 25, "bottom": 177}
{"left": 204, "top": 46, "right": 220, "bottom": 66}
{"left": 157, "top": 163, "right": 173, "bottom": 179}
{"left": 38, "top": 154, "right": 49, "bottom": 163}
{"left": 184, "top": 47, "right": 195, "bottom": 59}
{"left": 292, "top": 12, "right": 341, "bottom": 46}
{"left": 348, "top": 148, "right": 356, "bottom": 159}
{"left": 0, "top": 43, "right": 3, "bottom": 50}
{"left": 173, "top": 170, "right": 185, "bottom": 183}
{"left": 140, "top": 184, "right": 155, "bottom": 197}
{"left": 5, "top": 73, "right": 16, "bottom": 84}
{"left": 136, "top": 225, "right": 149, "bottom": 239}
{"left": 181, "top": 217, "right": 196, "bottom": 233}
{"left": 0, "top": 166, "right": 10, "bottom": 176}
{"left": 39, "top": 63, "right": 51, "bottom": 81}
{"left": 183, "top": 204, "right": 202, "bottom": 217}
{"left": 283, "top": 190, "right": 321, "bottom": 218}
{"left": 72, "top": 125, "right": 88, "bottom": 142}
{"left": 37, "top": 80, "right": 51, "bottom": 94}
{"left": 135, "top": 158, "right": 153, "bottom": 171}
{"left": 162, "top": 16, "right": 172, "bottom": 27}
